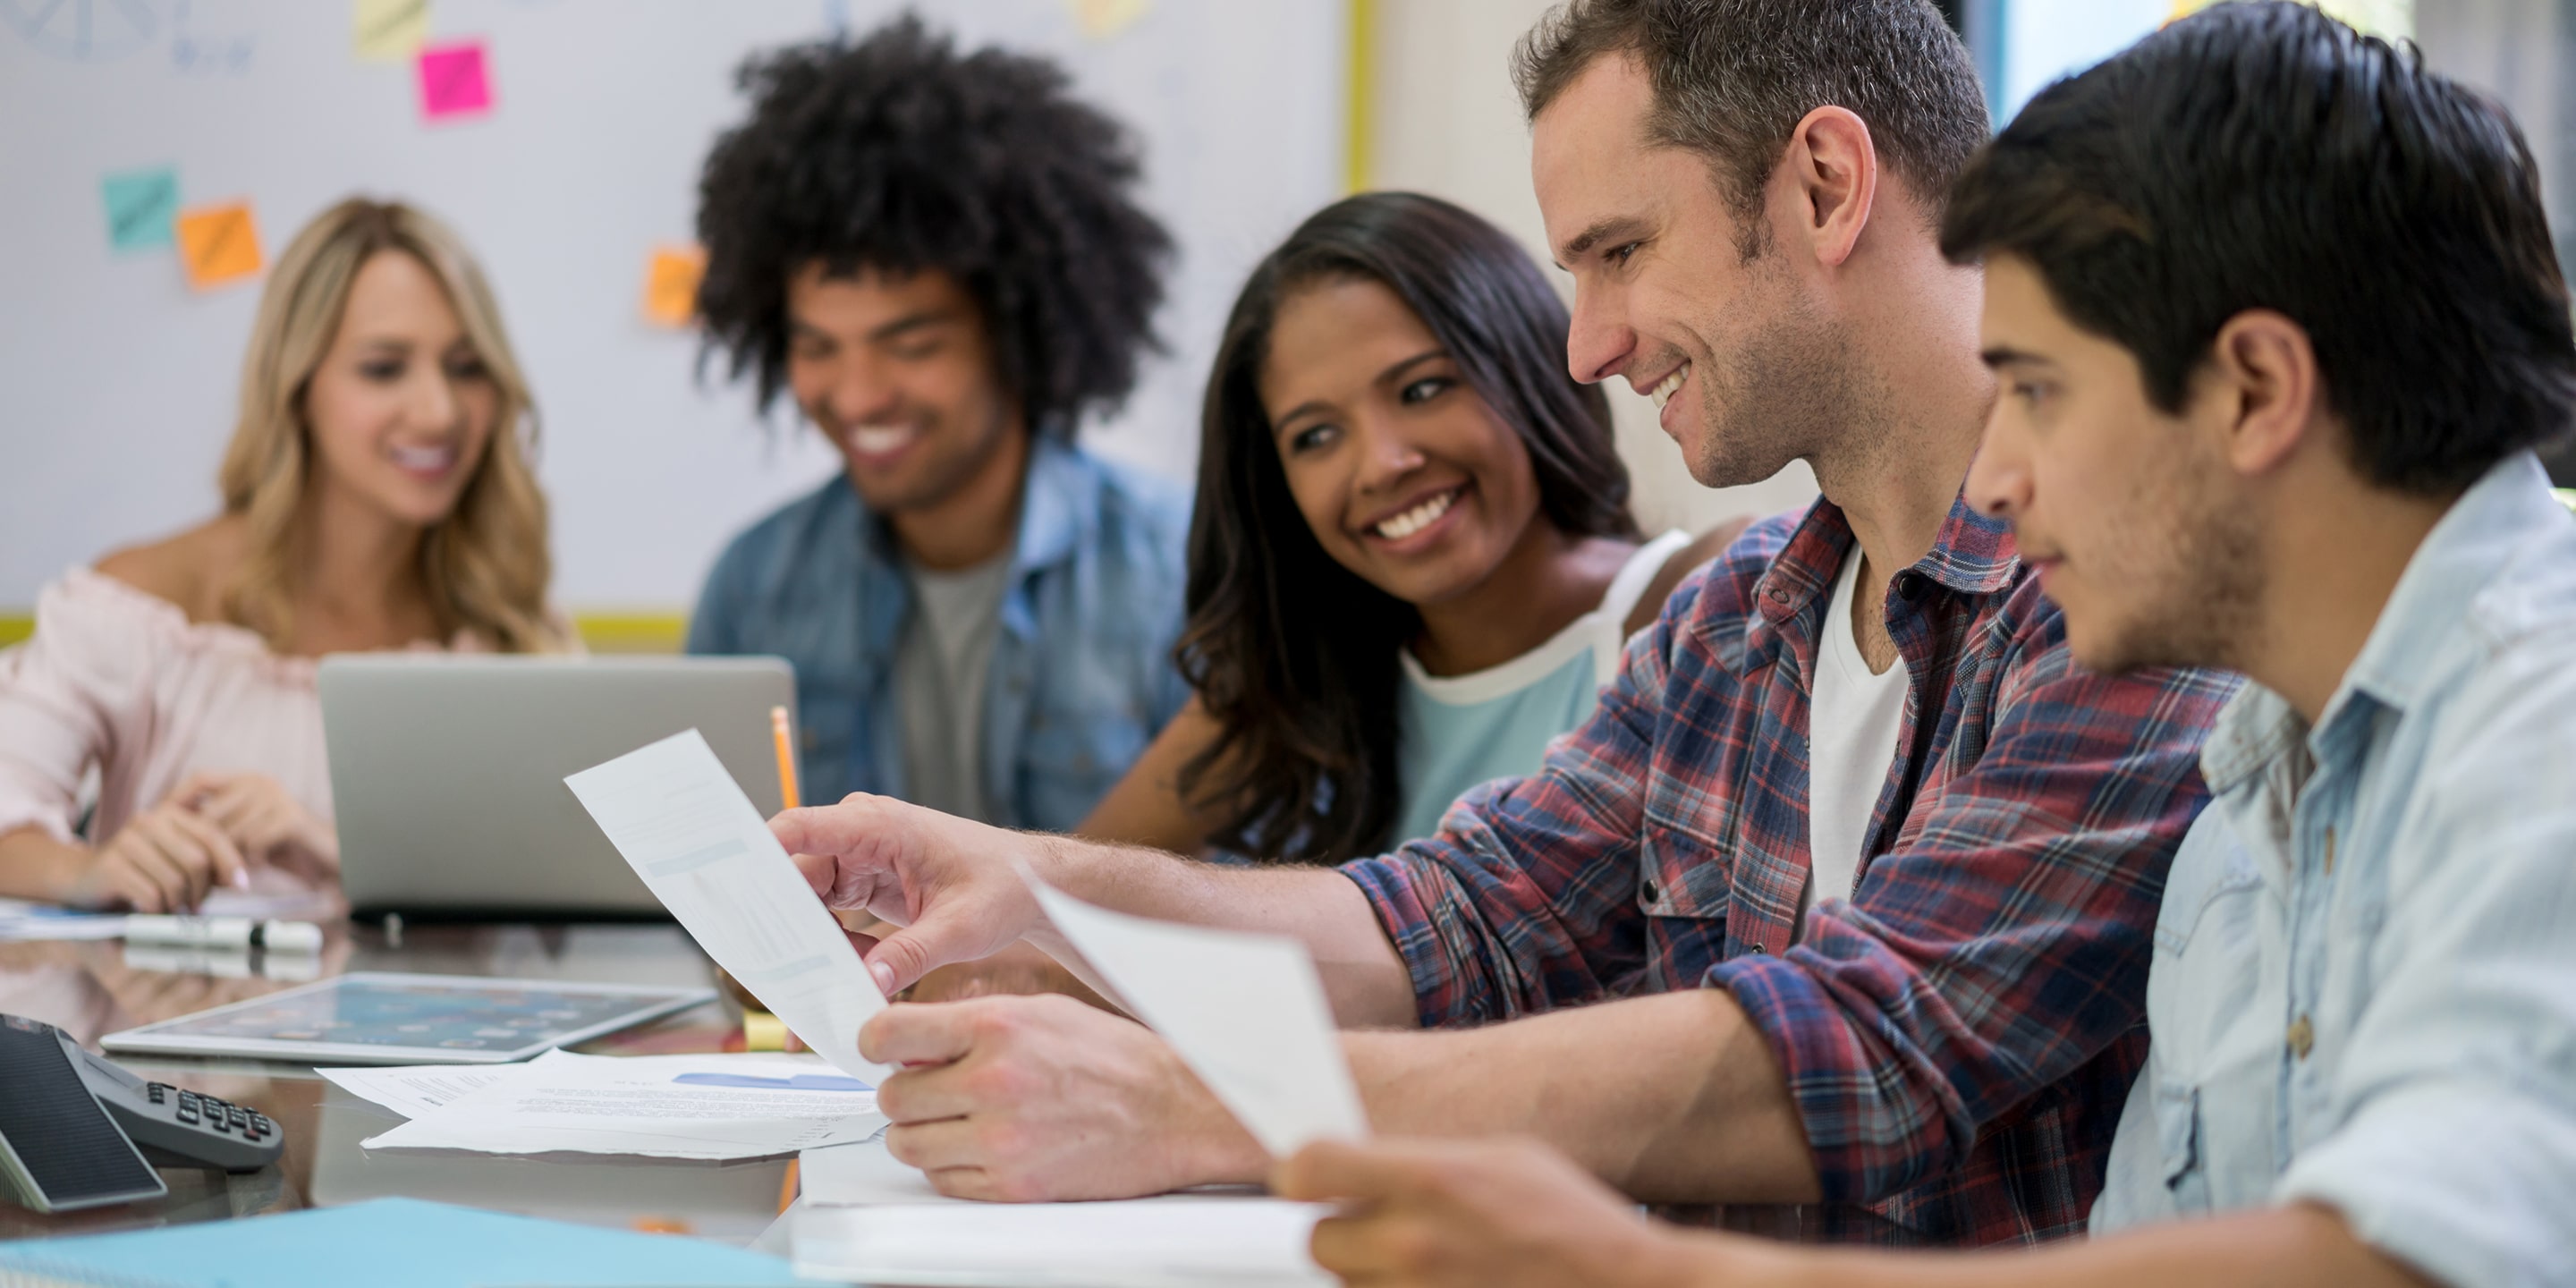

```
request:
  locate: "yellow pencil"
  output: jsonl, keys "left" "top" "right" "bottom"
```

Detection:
{"left": 769, "top": 705, "right": 801, "bottom": 811}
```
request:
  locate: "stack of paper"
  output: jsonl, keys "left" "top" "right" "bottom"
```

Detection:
{"left": 792, "top": 1196, "right": 1335, "bottom": 1288}
{"left": 329, "top": 1050, "right": 886, "bottom": 1161}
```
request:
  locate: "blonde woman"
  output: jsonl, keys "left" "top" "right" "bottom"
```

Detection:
{"left": 0, "top": 198, "right": 569, "bottom": 914}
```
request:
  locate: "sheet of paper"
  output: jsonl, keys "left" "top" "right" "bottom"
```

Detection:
{"left": 416, "top": 39, "right": 492, "bottom": 121}
{"left": 798, "top": 1138, "right": 961, "bottom": 1208}
{"left": 174, "top": 200, "right": 262, "bottom": 291}
{"left": 317, "top": 1064, "right": 518, "bottom": 1119}
{"left": 1027, "top": 876, "right": 1367, "bottom": 1157}
{"left": 361, "top": 1050, "right": 885, "bottom": 1160}
{"left": 564, "top": 729, "right": 891, "bottom": 1084}
{"left": 352, "top": 0, "right": 429, "bottom": 61}
{"left": 793, "top": 1196, "right": 1331, "bottom": 1288}
{"left": 99, "top": 165, "right": 178, "bottom": 254}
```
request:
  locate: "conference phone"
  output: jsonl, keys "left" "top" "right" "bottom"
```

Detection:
{"left": 0, "top": 1013, "right": 284, "bottom": 1214}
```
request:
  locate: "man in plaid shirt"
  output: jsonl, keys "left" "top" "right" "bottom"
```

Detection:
{"left": 768, "top": 0, "right": 2233, "bottom": 1246}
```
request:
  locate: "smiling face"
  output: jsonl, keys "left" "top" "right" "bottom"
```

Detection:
{"left": 1968, "top": 254, "right": 2260, "bottom": 674}
{"left": 1532, "top": 54, "right": 1852, "bottom": 488}
{"left": 1259, "top": 275, "right": 1550, "bottom": 608}
{"left": 785, "top": 262, "right": 1021, "bottom": 516}
{"left": 299, "top": 249, "right": 498, "bottom": 529}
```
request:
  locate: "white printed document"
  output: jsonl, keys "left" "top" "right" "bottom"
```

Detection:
{"left": 317, "top": 1064, "right": 515, "bottom": 1119}
{"left": 1027, "top": 874, "right": 1368, "bottom": 1157}
{"left": 792, "top": 1196, "right": 1334, "bottom": 1288}
{"left": 564, "top": 729, "right": 891, "bottom": 1084}
{"left": 359, "top": 1050, "right": 886, "bottom": 1160}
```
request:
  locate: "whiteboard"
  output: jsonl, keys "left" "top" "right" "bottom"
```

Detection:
{"left": 0, "top": 0, "right": 1348, "bottom": 609}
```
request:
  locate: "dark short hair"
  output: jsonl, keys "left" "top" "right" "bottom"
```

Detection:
{"left": 1942, "top": 2, "right": 2576, "bottom": 493}
{"left": 1180, "top": 192, "right": 1638, "bottom": 864}
{"left": 1513, "top": 0, "right": 1989, "bottom": 225}
{"left": 694, "top": 16, "right": 1173, "bottom": 437}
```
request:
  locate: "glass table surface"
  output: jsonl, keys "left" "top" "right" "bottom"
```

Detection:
{"left": 0, "top": 921, "right": 793, "bottom": 1246}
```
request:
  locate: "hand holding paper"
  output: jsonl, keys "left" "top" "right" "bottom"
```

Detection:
{"left": 1025, "top": 871, "right": 1367, "bottom": 1158}
{"left": 564, "top": 731, "right": 890, "bottom": 1084}
{"left": 768, "top": 794, "right": 1057, "bottom": 996}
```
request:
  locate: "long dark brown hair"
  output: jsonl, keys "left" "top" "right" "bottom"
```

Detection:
{"left": 1176, "top": 192, "right": 1640, "bottom": 865}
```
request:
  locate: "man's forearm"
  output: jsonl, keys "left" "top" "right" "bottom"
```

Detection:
{"left": 1345, "top": 988, "right": 1821, "bottom": 1203}
{"left": 1698, "top": 1206, "right": 2428, "bottom": 1288}
{"left": 1023, "top": 833, "right": 1418, "bottom": 1027}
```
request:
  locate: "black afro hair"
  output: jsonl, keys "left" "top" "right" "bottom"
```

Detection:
{"left": 694, "top": 14, "right": 1174, "bottom": 437}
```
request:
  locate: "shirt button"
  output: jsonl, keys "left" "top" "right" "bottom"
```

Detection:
{"left": 2287, "top": 1014, "right": 2315, "bottom": 1060}
{"left": 1894, "top": 572, "right": 1920, "bottom": 601}
{"left": 1640, "top": 877, "right": 1660, "bottom": 904}
{"left": 1767, "top": 586, "right": 1790, "bottom": 605}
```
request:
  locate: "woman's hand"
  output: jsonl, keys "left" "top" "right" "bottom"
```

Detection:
{"left": 182, "top": 772, "right": 339, "bottom": 882}
{"left": 68, "top": 792, "right": 250, "bottom": 913}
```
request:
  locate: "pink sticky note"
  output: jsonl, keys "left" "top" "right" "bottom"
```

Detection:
{"left": 417, "top": 40, "right": 492, "bottom": 121}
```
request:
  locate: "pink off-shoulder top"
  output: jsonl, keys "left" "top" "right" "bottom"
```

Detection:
{"left": 0, "top": 568, "right": 488, "bottom": 900}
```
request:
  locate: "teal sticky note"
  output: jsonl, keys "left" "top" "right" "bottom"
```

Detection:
{"left": 102, "top": 166, "right": 181, "bottom": 253}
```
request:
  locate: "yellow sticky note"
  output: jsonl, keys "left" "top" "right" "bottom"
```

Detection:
{"left": 354, "top": 0, "right": 430, "bottom": 61}
{"left": 175, "top": 201, "right": 263, "bottom": 292}
{"left": 1070, "top": 0, "right": 1151, "bottom": 40}
{"left": 642, "top": 244, "right": 706, "bottom": 327}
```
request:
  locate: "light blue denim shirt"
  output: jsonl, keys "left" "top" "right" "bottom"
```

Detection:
{"left": 2093, "top": 453, "right": 2576, "bottom": 1287}
{"left": 685, "top": 437, "right": 1192, "bottom": 831}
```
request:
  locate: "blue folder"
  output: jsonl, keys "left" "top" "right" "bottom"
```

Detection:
{"left": 0, "top": 1197, "right": 807, "bottom": 1287}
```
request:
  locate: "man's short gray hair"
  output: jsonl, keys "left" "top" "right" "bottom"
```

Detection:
{"left": 1514, "top": 0, "right": 1990, "bottom": 220}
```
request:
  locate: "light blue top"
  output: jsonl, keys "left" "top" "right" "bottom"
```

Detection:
{"left": 686, "top": 437, "right": 1193, "bottom": 831}
{"left": 2091, "top": 453, "right": 2576, "bottom": 1288}
{"left": 1394, "top": 531, "right": 1688, "bottom": 843}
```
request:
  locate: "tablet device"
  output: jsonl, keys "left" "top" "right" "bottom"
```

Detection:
{"left": 99, "top": 973, "right": 716, "bottom": 1065}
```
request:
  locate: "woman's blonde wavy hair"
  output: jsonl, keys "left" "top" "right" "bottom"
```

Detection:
{"left": 216, "top": 198, "right": 564, "bottom": 654}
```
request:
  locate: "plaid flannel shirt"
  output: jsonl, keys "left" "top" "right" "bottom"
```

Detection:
{"left": 1343, "top": 495, "right": 2236, "bottom": 1246}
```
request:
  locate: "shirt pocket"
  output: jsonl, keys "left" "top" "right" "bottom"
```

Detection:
{"left": 2153, "top": 836, "right": 2264, "bottom": 957}
{"left": 2154, "top": 1079, "right": 2212, "bottom": 1215}
{"left": 1637, "top": 812, "right": 1731, "bottom": 923}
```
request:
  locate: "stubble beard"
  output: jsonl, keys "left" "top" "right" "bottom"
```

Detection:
{"left": 1684, "top": 295, "right": 1866, "bottom": 492}
{"left": 841, "top": 402, "right": 1014, "bottom": 518}
{"left": 2084, "top": 449, "right": 2264, "bottom": 677}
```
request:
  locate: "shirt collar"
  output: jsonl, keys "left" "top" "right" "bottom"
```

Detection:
{"left": 2200, "top": 451, "right": 2566, "bottom": 794}
{"left": 1755, "top": 487, "right": 2018, "bottom": 619}
{"left": 858, "top": 434, "right": 1092, "bottom": 580}
{"left": 1008, "top": 436, "right": 1091, "bottom": 577}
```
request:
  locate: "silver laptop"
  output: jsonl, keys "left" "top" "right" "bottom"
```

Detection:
{"left": 318, "top": 656, "right": 795, "bottom": 919}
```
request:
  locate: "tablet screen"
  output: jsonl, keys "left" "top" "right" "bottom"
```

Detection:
{"left": 101, "top": 973, "right": 715, "bottom": 1064}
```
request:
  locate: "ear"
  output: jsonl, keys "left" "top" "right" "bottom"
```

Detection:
{"left": 1778, "top": 106, "right": 1877, "bottom": 268}
{"left": 2203, "top": 309, "right": 2324, "bottom": 478}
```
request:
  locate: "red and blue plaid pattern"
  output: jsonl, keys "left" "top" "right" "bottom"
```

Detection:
{"left": 1343, "top": 495, "right": 2235, "bottom": 1246}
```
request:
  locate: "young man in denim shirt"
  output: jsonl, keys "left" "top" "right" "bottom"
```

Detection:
{"left": 1269, "top": 6, "right": 2576, "bottom": 1285}
{"left": 686, "top": 18, "right": 1190, "bottom": 829}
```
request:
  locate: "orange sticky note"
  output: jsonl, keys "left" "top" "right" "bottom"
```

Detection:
{"left": 642, "top": 244, "right": 706, "bottom": 327}
{"left": 175, "top": 201, "right": 263, "bottom": 292}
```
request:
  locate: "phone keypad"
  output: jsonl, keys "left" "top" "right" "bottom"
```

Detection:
{"left": 147, "top": 1082, "right": 275, "bottom": 1143}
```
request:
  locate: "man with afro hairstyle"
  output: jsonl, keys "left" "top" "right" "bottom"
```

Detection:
{"left": 686, "top": 17, "right": 1191, "bottom": 835}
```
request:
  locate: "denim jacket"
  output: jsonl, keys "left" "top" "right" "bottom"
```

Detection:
{"left": 686, "top": 437, "right": 1192, "bottom": 830}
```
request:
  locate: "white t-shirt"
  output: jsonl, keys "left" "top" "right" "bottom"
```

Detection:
{"left": 1801, "top": 546, "right": 1910, "bottom": 933}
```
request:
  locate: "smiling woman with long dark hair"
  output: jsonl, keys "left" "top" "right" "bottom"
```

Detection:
{"left": 1080, "top": 192, "right": 1740, "bottom": 864}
